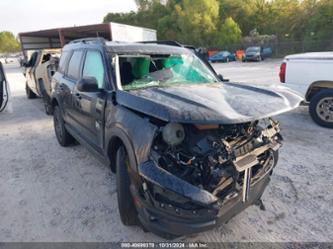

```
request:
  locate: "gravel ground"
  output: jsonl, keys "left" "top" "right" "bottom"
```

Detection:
{"left": 0, "top": 59, "right": 332, "bottom": 242}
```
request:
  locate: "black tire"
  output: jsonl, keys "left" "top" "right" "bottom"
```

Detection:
{"left": 272, "top": 150, "right": 279, "bottom": 167}
{"left": 53, "top": 105, "right": 74, "bottom": 146}
{"left": 309, "top": 89, "right": 333, "bottom": 128}
{"left": 116, "top": 146, "right": 138, "bottom": 226}
{"left": 38, "top": 79, "right": 53, "bottom": 115}
{"left": 26, "top": 83, "right": 36, "bottom": 99}
{"left": 43, "top": 98, "right": 54, "bottom": 115}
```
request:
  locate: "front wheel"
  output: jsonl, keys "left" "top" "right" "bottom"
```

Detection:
{"left": 116, "top": 146, "right": 138, "bottom": 226}
{"left": 309, "top": 89, "right": 333, "bottom": 128}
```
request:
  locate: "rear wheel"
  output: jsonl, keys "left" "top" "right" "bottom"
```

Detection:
{"left": 116, "top": 146, "right": 138, "bottom": 226}
{"left": 26, "top": 83, "right": 36, "bottom": 99}
{"left": 53, "top": 106, "right": 74, "bottom": 146}
{"left": 38, "top": 79, "right": 53, "bottom": 115}
{"left": 43, "top": 96, "right": 54, "bottom": 115}
{"left": 309, "top": 89, "right": 333, "bottom": 128}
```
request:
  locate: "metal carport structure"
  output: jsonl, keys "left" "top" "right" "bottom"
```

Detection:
{"left": 18, "top": 23, "right": 157, "bottom": 58}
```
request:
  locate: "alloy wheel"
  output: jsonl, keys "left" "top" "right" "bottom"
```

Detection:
{"left": 316, "top": 97, "right": 333, "bottom": 123}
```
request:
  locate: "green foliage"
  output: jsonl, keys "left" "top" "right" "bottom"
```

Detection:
{"left": 103, "top": 0, "right": 333, "bottom": 49}
{"left": 174, "top": 0, "right": 220, "bottom": 46}
{"left": 0, "top": 31, "right": 20, "bottom": 53}
{"left": 216, "top": 17, "right": 242, "bottom": 47}
{"left": 304, "top": 0, "right": 333, "bottom": 41}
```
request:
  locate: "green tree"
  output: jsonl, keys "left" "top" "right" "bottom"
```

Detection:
{"left": 304, "top": 0, "right": 333, "bottom": 41}
{"left": 174, "top": 0, "right": 220, "bottom": 46}
{"left": 103, "top": 0, "right": 333, "bottom": 49}
{"left": 216, "top": 17, "right": 242, "bottom": 47}
{"left": 0, "top": 31, "right": 20, "bottom": 53}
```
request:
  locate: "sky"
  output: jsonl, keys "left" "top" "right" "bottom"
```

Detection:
{"left": 0, "top": 0, "right": 137, "bottom": 35}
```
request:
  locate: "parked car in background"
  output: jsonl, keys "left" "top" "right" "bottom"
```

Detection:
{"left": 209, "top": 51, "right": 236, "bottom": 63}
{"left": 51, "top": 38, "right": 301, "bottom": 239}
{"left": 280, "top": 52, "right": 333, "bottom": 128}
{"left": 4, "top": 57, "right": 15, "bottom": 64}
{"left": 243, "top": 47, "right": 272, "bottom": 62}
{"left": 23, "top": 49, "right": 60, "bottom": 114}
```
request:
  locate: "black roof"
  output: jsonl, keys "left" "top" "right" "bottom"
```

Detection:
{"left": 106, "top": 42, "right": 191, "bottom": 55}
{"left": 63, "top": 38, "right": 191, "bottom": 55}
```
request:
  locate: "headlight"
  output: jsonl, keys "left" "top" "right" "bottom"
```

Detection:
{"left": 162, "top": 123, "right": 185, "bottom": 146}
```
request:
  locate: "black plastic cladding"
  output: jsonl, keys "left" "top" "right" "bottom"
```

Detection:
{"left": 139, "top": 160, "right": 218, "bottom": 206}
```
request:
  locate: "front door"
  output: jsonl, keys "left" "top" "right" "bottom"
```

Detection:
{"left": 72, "top": 50, "right": 107, "bottom": 150}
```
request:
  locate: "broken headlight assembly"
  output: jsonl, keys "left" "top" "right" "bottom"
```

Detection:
{"left": 148, "top": 118, "right": 282, "bottom": 204}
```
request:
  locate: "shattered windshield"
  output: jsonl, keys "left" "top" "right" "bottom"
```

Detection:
{"left": 117, "top": 53, "right": 218, "bottom": 90}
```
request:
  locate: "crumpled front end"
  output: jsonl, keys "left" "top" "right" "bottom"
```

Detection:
{"left": 134, "top": 118, "right": 282, "bottom": 237}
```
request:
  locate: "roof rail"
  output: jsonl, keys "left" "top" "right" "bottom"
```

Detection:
{"left": 140, "top": 40, "right": 197, "bottom": 51}
{"left": 140, "top": 40, "right": 183, "bottom": 47}
{"left": 69, "top": 37, "right": 106, "bottom": 45}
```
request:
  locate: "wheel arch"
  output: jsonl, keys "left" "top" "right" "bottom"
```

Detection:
{"left": 305, "top": 80, "right": 333, "bottom": 102}
{"left": 107, "top": 127, "right": 138, "bottom": 174}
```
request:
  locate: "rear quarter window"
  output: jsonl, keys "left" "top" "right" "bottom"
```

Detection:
{"left": 67, "top": 50, "right": 84, "bottom": 80}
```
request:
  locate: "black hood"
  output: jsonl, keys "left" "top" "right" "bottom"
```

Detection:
{"left": 116, "top": 83, "right": 303, "bottom": 124}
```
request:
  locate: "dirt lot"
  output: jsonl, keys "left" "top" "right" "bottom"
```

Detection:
{"left": 0, "top": 59, "right": 332, "bottom": 242}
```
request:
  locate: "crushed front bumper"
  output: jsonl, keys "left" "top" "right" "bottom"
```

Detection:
{"left": 134, "top": 160, "right": 271, "bottom": 238}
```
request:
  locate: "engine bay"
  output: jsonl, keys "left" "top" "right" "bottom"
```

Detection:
{"left": 150, "top": 119, "right": 282, "bottom": 203}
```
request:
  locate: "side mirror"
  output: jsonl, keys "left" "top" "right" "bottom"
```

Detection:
{"left": 77, "top": 77, "right": 99, "bottom": 92}
{"left": 218, "top": 74, "right": 229, "bottom": 82}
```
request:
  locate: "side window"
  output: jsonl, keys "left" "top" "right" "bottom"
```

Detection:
{"left": 82, "top": 51, "right": 105, "bottom": 89}
{"left": 58, "top": 51, "right": 69, "bottom": 74}
{"left": 27, "top": 52, "right": 38, "bottom": 67}
{"left": 67, "top": 50, "right": 84, "bottom": 80}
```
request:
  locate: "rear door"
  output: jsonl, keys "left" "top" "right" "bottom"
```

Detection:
{"left": 72, "top": 49, "right": 107, "bottom": 150}
{"left": 61, "top": 50, "right": 84, "bottom": 128}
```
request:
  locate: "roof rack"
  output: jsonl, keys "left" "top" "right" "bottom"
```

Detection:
{"left": 140, "top": 40, "right": 198, "bottom": 53}
{"left": 140, "top": 40, "right": 182, "bottom": 47}
{"left": 69, "top": 37, "right": 106, "bottom": 45}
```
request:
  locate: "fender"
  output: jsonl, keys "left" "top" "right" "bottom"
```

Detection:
{"left": 106, "top": 125, "right": 138, "bottom": 174}
{"left": 104, "top": 103, "right": 157, "bottom": 168}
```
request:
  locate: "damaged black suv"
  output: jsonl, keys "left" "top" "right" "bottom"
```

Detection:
{"left": 51, "top": 38, "right": 302, "bottom": 238}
